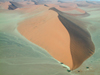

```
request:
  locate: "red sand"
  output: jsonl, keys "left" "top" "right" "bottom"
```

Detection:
{"left": 18, "top": 6, "right": 73, "bottom": 69}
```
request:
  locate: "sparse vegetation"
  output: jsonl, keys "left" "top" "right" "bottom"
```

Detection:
{"left": 78, "top": 71, "right": 80, "bottom": 72}
{"left": 60, "top": 62, "right": 63, "bottom": 64}
{"left": 67, "top": 70, "right": 71, "bottom": 72}
{"left": 86, "top": 67, "right": 89, "bottom": 69}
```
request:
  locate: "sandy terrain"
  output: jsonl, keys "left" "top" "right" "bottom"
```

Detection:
{"left": 1, "top": 1, "right": 100, "bottom": 75}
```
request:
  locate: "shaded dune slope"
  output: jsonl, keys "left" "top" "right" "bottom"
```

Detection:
{"left": 50, "top": 7, "right": 95, "bottom": 70}
{"left": 58, "top": 14, "right": 94, "bottom": 70}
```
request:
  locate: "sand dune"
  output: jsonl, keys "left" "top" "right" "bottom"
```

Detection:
{"left": 18, "top": 7, "right": 73, "bottom": 69}
{"left": 58, "top": 2, "right": 77, "bottom": 8}
{"left": 46, "top": 3, "right": 87, "bottom": 17}
{"left": 63, "top": 8, "right": 89, "bottom": 17}
{"left": 76, "top": 1, "right": 100, "bottom": 8}
{"left": 66, "top": 12, "right": 90, "bottom": 17}
{"left": 47, "top": 4, "right": 77, "bottom": 11}
{"left": 8, "top": 1, "right": 23, "bottom": 10}
{"left": 17, "top": 5, "right": 95, "bottom": 70}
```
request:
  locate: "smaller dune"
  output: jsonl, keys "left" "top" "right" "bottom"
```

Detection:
{"left": 47, "top": 3, "right": 77, "bottom": 11}
{"left": 46, "top": 3, "right": 87, "bottom": 17}
{"left": 76, "top": 1, "right": 90, "bottom": 7}
{"left": 8, "top": 1, "right": 23, "bottom": 10}
{"left": 65, "top": 8, "right": 90, "bottom": 17}
{"left": 76, "top": 1, "right": 100, "bottom": 8}
{"left": 66, "top": 12, "right": 90, "bottom": 17}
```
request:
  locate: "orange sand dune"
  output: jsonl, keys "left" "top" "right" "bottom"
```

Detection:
{"left": 65, "top": 9, "right": 89, "bottom": 17}
{"left": 59, "top": 2, "right": 77, "bottom": 8}
{"left": 64, "top": 8, "right": 87, "bottom": 17}
{"left": 47, "top": 4, "right": 76, "bottom": 11}
{"left": 18, "top": 8, "right": 73, "bottom": 69}
{"left": 66, "top": 12, "right": 90, "bottom": 17}
{"left": 17, "top": 3, "right": 95, "bottom": 70}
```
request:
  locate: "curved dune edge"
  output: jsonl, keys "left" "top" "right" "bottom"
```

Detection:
{"left": 18, "top": 8, "right": 73, "bottom": 69}
{"left": 66, "top": 12, "right": 90, "bottom": 17}
{"left": 50, "top": 7, "right": 95, "bottom": 70}
{"left": 65, "top": 8, "right": 90, "bottom": 17}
